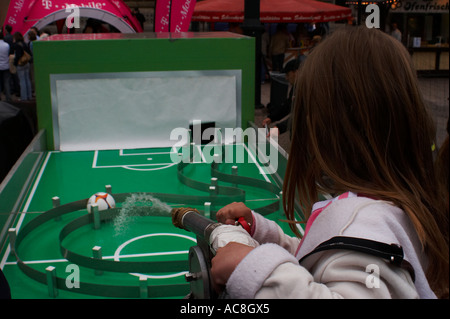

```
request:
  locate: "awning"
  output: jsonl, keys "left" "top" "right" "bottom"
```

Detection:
{"left": 192, "top": 0, "right": 352, "bottom": 23}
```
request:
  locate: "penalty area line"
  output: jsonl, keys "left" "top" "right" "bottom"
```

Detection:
{"left": 3, "top": 250, "right": 189, "bottom": 266}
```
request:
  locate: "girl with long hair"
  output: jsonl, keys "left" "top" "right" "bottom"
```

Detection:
{"left": 211, "top": 26, "right": 449, "bottom": 299}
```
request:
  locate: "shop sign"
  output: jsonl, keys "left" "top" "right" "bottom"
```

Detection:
{"left": 391, "top": 0, "right": 449, "bottom": 13}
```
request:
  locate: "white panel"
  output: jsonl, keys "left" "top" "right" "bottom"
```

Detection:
{"left": 52, "top": 71, "right": 240, "bottom": 151}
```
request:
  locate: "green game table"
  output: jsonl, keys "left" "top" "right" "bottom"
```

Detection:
{"left": 0, "top": 129, "right": 302, "bottom": 298}
{"left": 0, "top": 32, "right": 304, "bottom": 299}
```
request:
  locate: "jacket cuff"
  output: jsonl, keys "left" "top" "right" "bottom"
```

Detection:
{"left": 225, "top": 243, "right": 298, "bottom": 298}
{"left": 251, "top": 212, "right": 280, "bottom": 244}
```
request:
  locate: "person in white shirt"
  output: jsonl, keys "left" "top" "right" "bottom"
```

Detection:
{"left": 391, "top": 22, "right": 402, "bottom": 43}
{"left": 0, "top": 31, "right": 12, "bottom": 102}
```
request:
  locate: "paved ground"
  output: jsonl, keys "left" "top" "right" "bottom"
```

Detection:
{"left": 418, "top": 77, "right": 449, "bottom": 148}
{"left": 256, "top": 76, "right": 449, "bottom": 154}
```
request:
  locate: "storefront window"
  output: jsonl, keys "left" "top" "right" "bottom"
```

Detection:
{"left": 389, "top": 0, "right": 449, "bottom": 46}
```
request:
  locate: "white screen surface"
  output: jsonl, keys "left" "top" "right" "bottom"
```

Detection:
{"left": 51, "top": 71, "right": 241, "bottom": 151}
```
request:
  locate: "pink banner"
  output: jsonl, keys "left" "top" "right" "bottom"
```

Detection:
{"left": 170, "top": 0, "right": 196, "bottom": 32}
{"left": 155, "top": 0, "right": 196, "bottom": 33}
{"left": 155, "top": 0, "right": 171, "bottom": 32}
{"left": 3, "top": 0, "right": 34, "bottom": 34}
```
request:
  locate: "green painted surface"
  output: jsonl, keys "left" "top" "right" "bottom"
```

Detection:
{"left": 1, "top": 145, "right": 296, "bottom": 298}
{"left": 0, "top": 33, "right": 301, "bottom": 299}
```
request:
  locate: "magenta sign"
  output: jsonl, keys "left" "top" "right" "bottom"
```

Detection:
{"left": 154, "top": 0, "right": 196, "bottom": 32}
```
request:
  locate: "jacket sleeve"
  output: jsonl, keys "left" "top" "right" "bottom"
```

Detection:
{"left": 251, "top": 212, "right": 300, "bottom": 255}
{"left": 267, "top": 88, "right": 292, "bottom": 122}
{"left": 274, "top": 117, "right": 289, "bottom": 135}
{"left": 225, "top": 245, "right": 419, "bottom": 299}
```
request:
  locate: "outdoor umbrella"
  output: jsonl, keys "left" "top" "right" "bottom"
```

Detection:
{"left": 192, "top": 0, "right": 352, "bottom": 23}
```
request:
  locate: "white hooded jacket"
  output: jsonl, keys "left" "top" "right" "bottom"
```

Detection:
{"left": 224, "top": 192, "right": 436, "bottom": 299}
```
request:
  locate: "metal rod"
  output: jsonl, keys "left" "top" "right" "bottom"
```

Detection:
{"left": 46, "top": 266, "right": 58, "bottom": 298}
{"left": 92, "top": 246, "right": 103, "bottom": 276}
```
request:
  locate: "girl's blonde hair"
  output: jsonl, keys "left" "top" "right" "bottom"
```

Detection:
{"left": 283, "top": 26, "right": 449, "bottom": 298}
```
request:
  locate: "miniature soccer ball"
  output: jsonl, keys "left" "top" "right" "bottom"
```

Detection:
{"left": 87, "top": 192, "right": 115, "bottom": 213}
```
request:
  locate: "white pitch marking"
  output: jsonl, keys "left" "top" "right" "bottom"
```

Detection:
{"left": 0, "top": 152, "right": 52, "bottom": 269}
{"left": 122, "top": 163, "right": 177, "bottom": 171}
{"left": 3, "top": 250, "right": 190, "bottom": 266}
{"left": 114, "top": 233, "right": 196, "bottom": 279}
{"left": 242, "top": 144, "right": 270, "bottom": 182}
{"left": 119, "top": 149, "right": 175, "bottom": 156}
{"left": 93, "top": 149, "right": 177, "bottom": 171}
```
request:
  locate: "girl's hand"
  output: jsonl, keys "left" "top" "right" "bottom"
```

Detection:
{"left": 216, "top": 202, "right": 253, "bottom": 227}
{"left": 211, "top": 242, "right": 254, "bottom": 293}
{"left": 262, "top": 117, "right": 272, "bottom": 126}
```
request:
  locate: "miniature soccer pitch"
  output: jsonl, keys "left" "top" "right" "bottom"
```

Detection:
{"left": 0, "top": 143, "right": 299, "bottom": 298}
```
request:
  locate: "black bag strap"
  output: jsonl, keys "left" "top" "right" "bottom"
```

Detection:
{"left": 299, "top": 236, "right": 415, "bottom": 281}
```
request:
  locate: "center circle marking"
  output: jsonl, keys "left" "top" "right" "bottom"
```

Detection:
{"left": 113, "top": 233, "right": 196, "bottom": 279}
